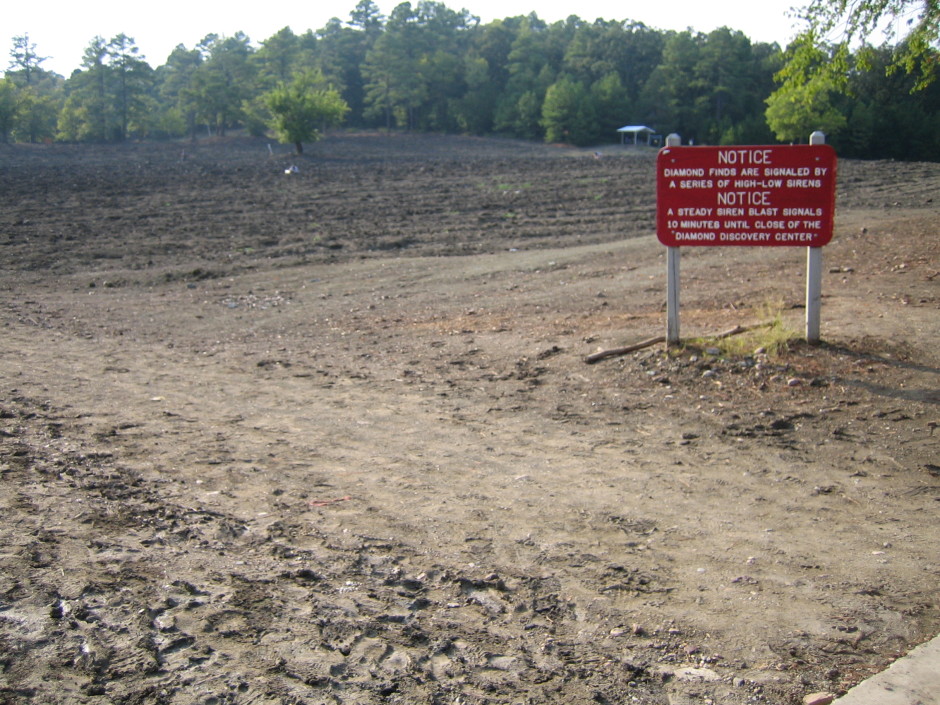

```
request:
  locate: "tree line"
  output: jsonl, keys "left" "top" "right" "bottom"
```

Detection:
{"left": 2, "top": 0, "right": 938, "bottom": 160}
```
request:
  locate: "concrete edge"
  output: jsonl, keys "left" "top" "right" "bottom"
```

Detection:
{"left": 832, "top": 633, "right": 940, "bottom": 705}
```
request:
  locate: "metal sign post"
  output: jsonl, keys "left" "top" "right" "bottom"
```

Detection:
{"left": 664, "top": 134, "right": 682, "bottom": 344}
{"left": 805, "top": 131, "right": 827, "bottom": 343}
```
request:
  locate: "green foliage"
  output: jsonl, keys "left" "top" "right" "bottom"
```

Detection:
{"left": 3, "top": 6, "right": 939, "bottom": 159}
{"left": 188, "top": 33, "right": 257, "bottom": 136}
{"left": 833, "top": 44, "right": 940, "bottom": 158}
{"left": 7, "top": 34, "right": 48, "bottom": 86}
{"left": 452, "top": 54, "right": 497, "bottom": 133}
{"left": 782, "top": 0, "right": 938, "bottom": 93}
{"left": 156, "top": 45, "right": 203, "bottom": 139}
{"left": 253, "top": 27, "right": 302, "bottom": 87}
{"left": 765, "top": 74, "right": 847, "bottom": 142}
{"left": 4, "top": 35, "right": 63, "bottom": 142}
{"left": 56, "top": 94, "right": 90, "bottom": 141}
{"left": 0, "top": 78, "right": 18, "bottom": 142}
{"left": 107, "top": 34, "right": 154, "bottom": 139}
{"left": 150, "top": 105, "right": 188, "bottom": 139}
{"left": 766, "top": 0, "right": 939, "bottom": 153}
{"left": 57, "top": 35, "right": 153, "bottom": 141}
{"left": 642, "top": 28, "right": 783, "bottom": 146}
{"left": 590, "top": 72, "right": 630, "bottom": 141}
{"left": 362, "top": 5, "right": 424, "bottom": 129}
{"left": 361, "top": 1, "right": 476, "bottom": 131}
{"left": 541, "top": 75, "right": 595, "bottom": 144}
{"left": 241, "top": 94, "right": 272, "bottom": 137}
{"left": 263, "top": 69, "right": 350, "bottom": 153}
{"left": 12, "top": 87, "right": 57, "bottom": 142}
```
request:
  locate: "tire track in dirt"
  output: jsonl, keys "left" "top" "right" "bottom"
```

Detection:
{"left": 3, "top": 235, "right": 937, "bottom": 702}
{"left": 1, "top": 135, "right": 938, "bottom": 704}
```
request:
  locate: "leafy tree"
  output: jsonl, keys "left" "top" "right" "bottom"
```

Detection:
{"left": 415, "top": 1, "right": 478, "bottom": 131}
{"left": 454, "top": 18, "right": 525, "bottom": 135}
{"left": 765, "top": 73, "right": 846, "bottom": 142}
{"left": 13, "top": 86, "right": 57, "bottom": 142}
{"left": 361, "top": 1, "right": 475, "bottom": 131}
{"left": 493, "top": 14, "right": 558, "bottom": 137}
{"left": 190, "top": 33, "right": 256, "bottom": 136}
{"left": 563, "top": 19, "right": 644, "bottom": 87}
{"left": 362, "top": 2, "right": 426, "bottom": 129}
{"left": 451, "top": 53, "right": 497, "bottom": 133}
{"left": 107, "top": 34, "right": 153, "bottom": 139}
{"left": 350, "top": 0, "right": 385, "bottom": 33}
{"left": 264, "top": 68, "right": 349, "bottom": 153}
{"left": 541, "top": 75, "right": 595, "bottom": 144}
{"left": 0, "top": 77, "right": 18, "bottom": 141}
{"left": 309, "top": 0, "right": 386, "bottom": 121}
{"left": 57, "top": 35, "right": 152, "bottom": 141}
{"left": 473, "top": 16, "right": 524, "bottom": 91}
{"left": 836, "top": 44, "right": 940, "bottom": 159}
{"left": 841, "top": 100, "right": 877, "bottom": 156}
{"left": 734, "top": 41, "right": 783, "bottom": 143}
{"left": 692, "top": 30, "right": 747, "bottom": 139}
{"left": 617, "top": 22, "right": 667, "bottom": 108}
{"left": 783, "top": 0, "right": 938, "bottom": 92}
{"left": 361, "top": 34, "right": 396, "bottom": 127}
{"left": 155, "top": 45, "right": 203, "bottom": 139}
{"left": 315, "top": 17, "right": 371, "bottom": 126}
{"left": 244, "top": 29, "right": 307, "bottom": 136}
{"left": 254, "top": 27, "right": 301, "bottom": 86}
{"left": 640, "top": 28, "right": 781, "bottom": 145}
{"left": 590, "top": 71, "right": 629, "bottom": 141}
{"left": 61, "top": 37, "right": 112, "bottom": 141}
{"left": 643, "top": 31, "right": 704, "bottom": 141}
{"left": 8, "top": 34, "right": 48, "bottom": 85}
{"left": 557, "top": 19, "right": 667, "bottom": 140}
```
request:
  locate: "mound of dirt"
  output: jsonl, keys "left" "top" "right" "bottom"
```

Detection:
{"left": 1, "top": 134, "right": 938, "bottom": 705}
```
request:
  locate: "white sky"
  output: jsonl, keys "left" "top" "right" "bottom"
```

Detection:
{"left": 7, "top": 0, "right": 805, "bottom": 77}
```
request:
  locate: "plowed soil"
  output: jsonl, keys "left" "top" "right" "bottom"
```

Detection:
{"left": 1, "top": 133, "right": 938, "bottom": 705}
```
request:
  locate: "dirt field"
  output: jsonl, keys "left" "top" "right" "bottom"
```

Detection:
{"left": 1, "top": 133, "right": 938, "bottom": 705}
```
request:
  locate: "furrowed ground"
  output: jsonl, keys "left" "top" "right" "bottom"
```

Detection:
{"left": 1, "top": 133, "right": 938, "bottom": 705}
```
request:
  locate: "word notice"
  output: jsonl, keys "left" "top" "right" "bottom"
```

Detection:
{"left": 656, "top": 145, "right": 837, "bottom": 247}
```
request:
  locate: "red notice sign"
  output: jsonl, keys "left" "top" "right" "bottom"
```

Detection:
{"left": 656, "top": 145, "right": 837, "bottom": 247}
